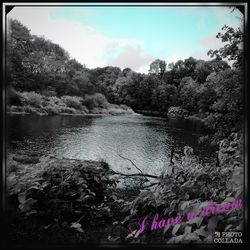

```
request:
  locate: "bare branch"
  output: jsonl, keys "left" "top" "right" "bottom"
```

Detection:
{"left": 109, "top": 169, "right": 158, "bottom": 179}
{"left": 118, "top": 154, "right": 146, "bottom": 177}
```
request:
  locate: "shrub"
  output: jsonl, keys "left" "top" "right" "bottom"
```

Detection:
{"left": 168, "top": 106, "right": 189, "bottom": 119}
{"left": 83, "top": 93, "right": 109, "bottom": 110}
{"left": 61, "top": 96, "right": 83, "bottom": 110}
{"left": 23, "top": 105, "right": 38, "bottom": 114}
{"left": 60, "top": 107, "right": 77, "bottom": 114}
{"left": 45, "top": 105, "right": 60, "bottom": 115}
{"left": 21, "top": 91, "right": 43, "bottom": 108}
{"left": 81, "top": 105, "right": 89, "bottom": 114}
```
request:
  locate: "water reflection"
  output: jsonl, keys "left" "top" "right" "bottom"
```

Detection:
{"left": 7, "top": 114, "right": 214, "bottom": 175}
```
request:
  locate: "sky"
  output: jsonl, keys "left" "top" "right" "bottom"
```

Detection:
{"left": 7, "top": 4, "right": 243, "bottom": 73}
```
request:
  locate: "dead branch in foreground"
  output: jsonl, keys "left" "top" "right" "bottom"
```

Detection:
{"left": 117, "top": 154, "right": 158, "bottom": 183}
{"left": 109, "top": 169, "right": 158, "bottom": 179}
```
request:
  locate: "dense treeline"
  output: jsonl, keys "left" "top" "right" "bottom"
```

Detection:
{"left": 7, "top": 19, "right": 243, "bottom": 142}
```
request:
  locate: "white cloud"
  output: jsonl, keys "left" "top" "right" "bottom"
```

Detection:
{"left": 198, "top": 32, "right": 224, "bottom": 50}
{"left": 191, "top": 51, "right": 210, "bottom": 61}
{"left": 7, "top": 7, "right": 143, "bottom": 69}
{"left": 106, "top": 45, "right": 155, "bottom": 72}
{"left": 165, "top": 52, "right": 189, "bottom": 64}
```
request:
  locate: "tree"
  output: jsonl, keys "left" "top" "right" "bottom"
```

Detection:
{"left": 149, "top": 59, "right": 166, "bottom": 79}
{"left": 194, "top": 58, "right": 230, "bottom": 83}
{"left": 208, "top": 25, "right": 243, "bottom": 69}
{"left": 203, "top": 69, "right": 243, "bottom": 137}
{"left": 157, "top": 83, "right": 178, "bottom": 112}
{"left": 7, "top": 19, "right": 33, "bottom": 90}
{"left": 178, "top": 77, "right": 199, "bottom": 113}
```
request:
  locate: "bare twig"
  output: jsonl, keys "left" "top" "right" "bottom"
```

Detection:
{"left": 109, "top": 169, "right": 158, "bottom": 179}
{"left": 117, "top": 154, "right": 150, "bottom": 181}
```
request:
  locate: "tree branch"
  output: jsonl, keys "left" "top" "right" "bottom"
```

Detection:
{"left": 109, "top": 169, "right": 158, "bottom": 179}
{"left": 118, "top": 154, "right": 147, "bottom": 177}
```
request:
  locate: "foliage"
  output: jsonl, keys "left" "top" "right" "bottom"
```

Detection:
{"left": 83, "top": 93, "right": 109, "bottom": 110}
{"left": 167, "top": 106, "right": 189, "bottom": 119}
{"left": 149, "top": 59, "right": 166, "bottom": 79}
{"left": 61, "top": 96, "right": 83, "bottom": 110}
{"left": 203, "top": 69, "right": 243, "bottom": 141}
{"left": 122, "top": 133, "right": 243, "bottom": 243}
{"left": 7, "top": 157, "right": 125, "bottom": 243}
{"left": 208, "top": 25, "right": 243, "bottom": 68}
{"left": 8, "top": 91, "right": 134, "bottom": 116}
{"left": 21, "top": 91, "right": 43, "bottom": 107}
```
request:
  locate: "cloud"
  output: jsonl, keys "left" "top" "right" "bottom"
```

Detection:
{"left": 106, "top": 45, "right": 155, "bottom": 72}
{"left": 198, "top": 33, "right": 224, "bottom": 50}
{"left": 7, "top": 7, "right": 143, "bottom": 69}
{"left": 190, "top": 33, "right": 223, "bottom": 61}
{"left": 191, "top": 51, "right": 210, "bottom": 61}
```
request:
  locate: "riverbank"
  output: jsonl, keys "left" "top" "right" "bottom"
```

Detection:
{"left": 7, "top": 103, "right": 135, "bottom": 116}
{"left": 8, "top": 91, "right": 135, "bottom": 116}
{"left": 7, "top": 153, "right": 139, "bottom": 245}
{"left": 136, "top": 108, "right": 205, "bottom": 124}
{"left": 6, "top": 132, "right": 243, "bottom": 245}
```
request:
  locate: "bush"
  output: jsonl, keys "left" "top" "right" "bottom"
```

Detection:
{"left": 61, "top": 96, "right": 83, "bottom": 110}
{"left": 83, "top": 93, "right": 109, "bottom": 110}
{"left": 23, "top": 105, "right": 38, "bottom": 114}
{"left": 60, "top": 107, "right": 77, "bottom": 114}
{"left": 168, "top": 106, "right": 189, "bottom": 119}
{"left": 81, "top": 105, "right": 89, "bottom": 114}
{"left": 21, "top": 92, "right": 43, "bottom": 108}
{"left": 45, "top": 105, "right": 60, "bottom": 115}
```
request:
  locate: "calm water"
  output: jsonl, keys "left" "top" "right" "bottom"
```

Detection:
{"left": 7, "top": 114, "right": 215, "bottom": 176}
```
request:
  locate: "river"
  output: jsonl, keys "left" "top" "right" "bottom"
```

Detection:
{"left": 7, "top": 114, "right": 215, "bottom": 177}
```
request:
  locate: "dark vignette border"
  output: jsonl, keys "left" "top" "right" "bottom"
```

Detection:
{"left": 1, "top": 1, "right": 248, "bottom": 249}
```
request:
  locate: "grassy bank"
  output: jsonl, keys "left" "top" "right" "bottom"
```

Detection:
{"left": 8, "top": 90, "right": 134, "bottom": 116}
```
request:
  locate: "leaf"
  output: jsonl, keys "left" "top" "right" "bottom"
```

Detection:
{"left": 18, "top": 198, "right": 37, "bottom": 212}
{"left": 180, "top": 201, "right": 190, "bottom": 211}
{"left": 172, "top": 224, "right": 181, "bottom": 235}
{"left": 76, "top": 228, "right": 84, "bottom": 233}
{"left": 88, "top": 191, "right": 96, "bottom": 197}
{"left": 25, "top": 210, "right": 37, "bottom": 216}
{"left": 168, "top": 235, "right": 184, "bottom": 243}
{"left": 18, "top": 192, "right": 26, "bottom": 204}
{"left": 183, "top": 232, "right": 200, "bottom": 242}
{"left": 225, "top": 224, "right": 233, "bottom": 231}
{"left": 43, "top": 224, "right": 52, "bottom": 230}
{"left": 126, "top": 230, "right": 137, "bottom": 239}
{"left": 223, "top": 197, "right": 236, "bottom": 203}
{"left": 163, "top": 225, "right": 170, "bottom": 235}
{"left": 207, "top": 216, "right": 219, "bottom": 232}
{"left": 194, "top": 228, "right": 209, "bottom": 237}
{"left": 184, "top": 225, "right": 192, "bottom": 234}
{"left": 134, "top": 229, "right": 141, "bottom": 238}
{"left": 194, "top": 216, "right": 203, "bottom": 227}
{"left": 70, "top": 222, "right": 82, "bottom": 229}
